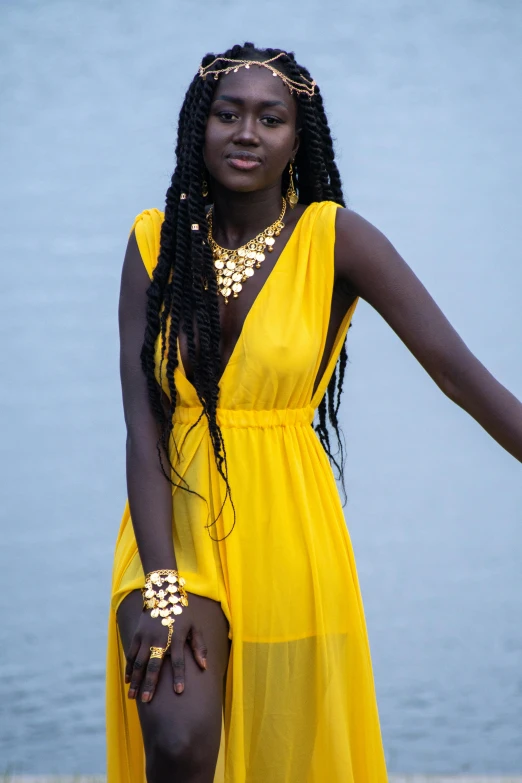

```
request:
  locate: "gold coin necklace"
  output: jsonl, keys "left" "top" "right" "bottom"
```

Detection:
{"left": 207, "top": 198, "right": 287, "bottom": 304}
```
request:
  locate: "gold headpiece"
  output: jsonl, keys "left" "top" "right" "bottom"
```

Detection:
{"left": 198, "top": 52, "right": 316, "bottom": 98}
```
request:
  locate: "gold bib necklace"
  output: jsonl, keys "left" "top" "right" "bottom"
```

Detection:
{"left": 207, "top": 198, "right": 287, "bottom": 304}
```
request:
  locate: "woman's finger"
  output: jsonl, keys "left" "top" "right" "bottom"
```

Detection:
{"left": 125, "top": 633, "right": 141, "bottom": 684}
{"left": 170, "top": 630, "right": 187, "bottom": 695}
{"left": 189, "top": 628, "right": 208, "bottom": 671}
{"left": 140, "top": 648, "right": 164, "bottom": 703}
{"left": 128, "top": 643, "right": 149, "bottom": 699}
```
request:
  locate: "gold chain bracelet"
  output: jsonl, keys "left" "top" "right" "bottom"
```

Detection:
{"left": 142, "top": 569, "right": 189, "bottom": 659}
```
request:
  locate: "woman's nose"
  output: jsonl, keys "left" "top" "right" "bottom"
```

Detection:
{"left": 231, "top": 117, "right": 260, "bottom": 146}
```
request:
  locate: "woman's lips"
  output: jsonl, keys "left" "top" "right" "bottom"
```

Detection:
{"left": 226, "top": 155, "right": 262, "bottom": 171}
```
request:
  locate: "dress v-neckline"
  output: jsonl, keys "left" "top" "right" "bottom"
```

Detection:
{"left": 177, "top": 203, "right": 314, "bottom": 390}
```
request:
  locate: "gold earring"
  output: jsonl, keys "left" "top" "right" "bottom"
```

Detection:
{"left": 202, "top": 178, "right": 209, "bottom": 198}
{"left": 286, "top": 162, "right": 298, "bottom": 208}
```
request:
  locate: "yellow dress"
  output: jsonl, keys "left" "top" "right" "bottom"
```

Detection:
{"left": 106, "top": 200, "right": 388, "bottom": 782}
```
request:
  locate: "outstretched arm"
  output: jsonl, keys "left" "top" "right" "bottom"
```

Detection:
{"left": 334, "top": 208, "right": 522, "bottom": 462}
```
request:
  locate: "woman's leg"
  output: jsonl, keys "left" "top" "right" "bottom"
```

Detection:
{"left": 117, "top": 590, "right": 230, "bottom": 783}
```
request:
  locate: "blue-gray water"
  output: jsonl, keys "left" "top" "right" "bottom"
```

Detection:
{"left": 1, "top": 0, "right": 521, "bottom": 774}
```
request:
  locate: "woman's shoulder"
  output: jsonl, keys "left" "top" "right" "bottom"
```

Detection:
{"left": 130, "top": 207, "right": 165, "bottom": 236}
{"left": 306, "top": 199, "right": 345, "bottom": 229}
{"left": 333, "top": 205, "right": 389, "bottom": 253}
{"left": 129, "top": 208, "right": 165, "bottom": 279}
{"left": 301, "top": 200, "right": 342, "bottom": 245}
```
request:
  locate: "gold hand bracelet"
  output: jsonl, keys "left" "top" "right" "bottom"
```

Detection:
{"left": 142, "top": 569, "right": 189, "bottom": 658}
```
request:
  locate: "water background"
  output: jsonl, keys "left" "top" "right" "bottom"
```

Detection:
{"left": 1, "top": 0, "right": 521, "bottom": 774}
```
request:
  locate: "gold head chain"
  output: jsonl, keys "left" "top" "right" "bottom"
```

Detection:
{"left": 198, "top": 52, "right": 316, "bottom": 98}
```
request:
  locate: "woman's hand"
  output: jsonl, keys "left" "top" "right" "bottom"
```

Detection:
{"left": 125, "top": 603, "right": 208, "bottom": 702}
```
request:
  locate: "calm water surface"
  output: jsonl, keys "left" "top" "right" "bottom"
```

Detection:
{"left": 1, "top": 0, "right": 521, "bottom": 774}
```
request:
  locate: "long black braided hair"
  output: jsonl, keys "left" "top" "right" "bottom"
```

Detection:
{"left": 141, "top": 43, "right": 352, "bottom": 534}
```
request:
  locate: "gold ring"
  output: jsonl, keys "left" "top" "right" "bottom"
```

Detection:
{"left": 150, "top": 646, "right": 165, "bottom": 659}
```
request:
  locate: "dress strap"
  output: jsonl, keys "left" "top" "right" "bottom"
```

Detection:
{"left": 129, "top": 208, "right": 164, "bottom": 279}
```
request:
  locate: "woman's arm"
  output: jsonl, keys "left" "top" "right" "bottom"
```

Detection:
{"left": 119, "top": 230, "right": 176, "bottom": 573}
{"left": 335, "top": 208, "right": 522, "bottom": 462}
{"left": 119, "top": 231, "right": 209, "bottom": 703}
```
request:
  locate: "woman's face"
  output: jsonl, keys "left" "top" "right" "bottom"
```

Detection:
{"left": 203, "top": 66, "right": 300, "bottom": 194}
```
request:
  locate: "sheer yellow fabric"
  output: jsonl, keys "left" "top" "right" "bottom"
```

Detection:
{"left": 106, "top": 201, "right": 388, "bottom": 782}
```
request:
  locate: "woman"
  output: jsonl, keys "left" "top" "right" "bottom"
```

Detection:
{"left": 107, "top": 43, "right": 522, "bottom": 783}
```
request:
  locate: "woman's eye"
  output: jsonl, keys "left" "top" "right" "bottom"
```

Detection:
{"left": 218, "top": 112, "right": 237, "bottom": 122}
{"left": 262, "top": 116, "right": 283, "bottom": 127}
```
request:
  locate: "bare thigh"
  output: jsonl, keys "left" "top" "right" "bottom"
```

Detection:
{"left": 117, "top": 590, "right": 230, "bottom": 781}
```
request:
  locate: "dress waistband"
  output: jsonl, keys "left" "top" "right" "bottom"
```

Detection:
{"left": 173, "top": 406, "right": 315, "bottom": 429}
